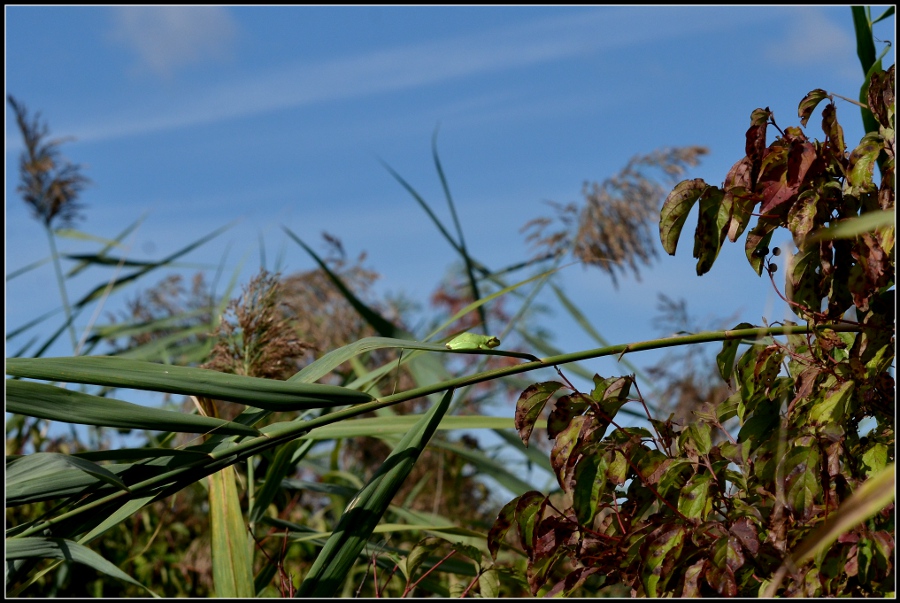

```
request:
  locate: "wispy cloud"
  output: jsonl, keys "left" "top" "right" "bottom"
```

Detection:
{"left": 763, "top": 8, "right": 858, "bottom": 76}
{"left": 67, "top": 7, "right": 774, "bottom": 145}
{"left": 109, "top": 6, "right": 238, "bottom": 77}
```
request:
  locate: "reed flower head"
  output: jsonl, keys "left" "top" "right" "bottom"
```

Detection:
{"left": 8, "top": 95, "right": 90, "bottom": 229}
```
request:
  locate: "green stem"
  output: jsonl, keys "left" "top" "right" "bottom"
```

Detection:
{"left": 45, "top": 225, "right": 78, "bottom": 353}
{"left": 11, "top": 322, "right": 862, "bottom": 540}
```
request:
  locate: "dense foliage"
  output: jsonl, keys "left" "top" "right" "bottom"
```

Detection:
{"left": 489, "top": 67, "right": 895, "bottom": 597}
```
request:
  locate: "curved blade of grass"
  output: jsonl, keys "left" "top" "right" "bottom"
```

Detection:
{"left": 65, "top": 214, "right": 146, "bottom": 278}
{"left": 208, "top": 464, "right": 255, "bottom": 597}
{"left": 423, "top": 266, "right": 561, "bottom": 343}
{"left": 6, "top": 537, "right": 157, "bottom": 596}
{"left": 7, "top": 356, "right": 373, "bottom": 410}
{"left": 431, "top": 130, "right": 487, "bottom": 331}
{"left": 297, "top": 414, "right": 519, "bottom": 439}
{"left": 805, "top": 209, "right": 894, "bottom": 243}
{"left": 249, "top": 439, "right": 313, "bottom": 523}
{"left": 282, "top": 227, "right": 402, "bottom": 338}
{"left": 7, "top": 453, "right": 129, "bottom": 502}
{"left": 7, "top": 256, "right": 52, "bottom": 281}
{"left": 296, "top": 389, "right": 454, "bottom": 597}
{"left": 6, "top": 379, "right": 260, "bottom": 436}
{"left": 73, "top": 222, "right": 233, "bottom": 308}
{"left": 6, "top": 307, "right": 64, "bottom": 342}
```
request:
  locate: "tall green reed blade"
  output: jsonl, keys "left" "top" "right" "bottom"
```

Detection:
{"left": 431, "top": 130, "right": 488, "bottom": 331}
{"left": 282, "top": 227, "right": 403, "bottom": 338}
{"left": 5, "top": 379, "right": 259, "bottom": 437}
{"left": 6, "top": 537, "right": 157, "bottom": 596}
{"left": 208, "top": 463, "right": 255, "bottom": 597}
{"left": 64, "top": 214, "right": 146, "bottom": 278}
{"left": 73, "top": 222, "right": 234, "bottom": 308}
{"left": 7, "top": 356, "right": 373, "bottom": 410}
{"left": 296, "top": 389, "right": 454, "bottom": 597}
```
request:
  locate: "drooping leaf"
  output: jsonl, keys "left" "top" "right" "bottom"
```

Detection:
{"left": 659, "top": 178, "right": 709, "bottom": 255}
{"left": 515, "top": 381, "right": 565, "bottom": 447}
{"left": 798, "top": 89, "right": 830, "bottom": 128}
{"left": 6, "top": 537, "right": 156, "bottom": 595}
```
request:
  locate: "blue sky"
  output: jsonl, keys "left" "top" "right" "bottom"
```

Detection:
{"left": 5, "top": 6, "right": 895, "bottom": 383}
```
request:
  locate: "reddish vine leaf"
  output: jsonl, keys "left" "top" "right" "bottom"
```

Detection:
{"left": 547, "top": 394, "right": 588, "bottom": 440}
{"left": 550, "top": 415, "right": 587, "bottom": 490}
{"left": 659, "top": 178, "right": 708, "bottom": 255}
{"left": 798, "top": 88, "right": 829, "bottom": 128}
{"left": 681, "top": 558, "right": 708, "bottom": 597}
{"left": 821, "top": 103, "right": 847, "bottom": 157}
{"left": 786, "top": 139, "right": 819, "bottom": 189}
{"left": 729, "top": 517, "right": 760, "bottom": 556}
{"left": 787, "top": 189, "right": 819, "bottom": 244}
{"left": 693, "top": 186, "right": 727, "bottom": 275}
{"left": 705, "top": 563, "right": 738, "bottom": 596}
{"left": 515, "top": 381, "right": 565, "bottom": 447}
{"left": 746, "top": 107, "right": 772, "bottom": 186}
{"left": 487, "top": 490, "right": 544, "bottom": 559}
{"left": 641, "top": 523, "right": 686, "bottom": 597}
{"left": 867, "top": 65, "right": 895, "bottom": 129}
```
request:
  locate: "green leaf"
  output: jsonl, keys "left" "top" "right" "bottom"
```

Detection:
{"left": 846, "top": 131, "right": 883, "bottom": 193}
{"left": 716, "top": 323, "right": 754, "bottom": 383}
{"left": 6, "top": 537, "right": 157, "bottom": 596}
{"left": 693, "top": 186, "right": 727, "bottom": 275}
{"left": 798, "top": 89, "right": 830, "bottom": 128}
{"left": 208, "top": 465, "right": 255, "bottom": 597}
{"left": 295, "top": 389, "right": 454, "bottom": 597}
{"left": 5, "top": 379, "right": 259, "bottom": 436}
{"left": 809, "top": 380, "right": 854, "bottom": 425}
{"left": 678, "top": 473, "right": 713, "bottom": 520}
{"left": 6, "top": 452, "right": 129, "bottom": 504}
{"left": 861, "top": 443, "right": 888, "bottom": 477}
{"left": 764, "top": 464, "right": 895, "bottom": 596}
{"left": 642, "top": 524, "right": 686, "bottom": 597}
{"left": 659, "top": 178, "right": 709, "bottom": 255}
{"left": 7, "top": 356, "right": 373, "bottom": 410}
{"left": 783, "top": 446, "right": 820, "bottom": 520}
{"left": 515, "top": 381, "right": 565, "bottom": 447}
{"left": 572, "top": 452, "right": 608, "bottom": 525}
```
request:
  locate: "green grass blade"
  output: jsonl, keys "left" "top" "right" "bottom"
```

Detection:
{"left": 7, "top": 356, "right": 373, "bottom": 410}
{"left": 7, "top": 453, "right": 129, "bottom": 502}
{"left": 6, "top": 537, "right": 157, "bottom": 596}
{"left": 431, "top": 130, "right": 488, "bottom": 330}
{"left": 283, "top": 226, "right": 403, "bottom": 338}
{"left": 208, "top": 465, "right": 255, "bottom": 597}
{"left": 73, "top": 223, "right": 233, "bottom": 308}
{"left": 249, "top": 439, "right": 312, "bottom": 523}
{"left": 5, "top": 379, "right": 260, "bottom": 436}
{"left": 7, "top": 256, "right": 52, "bottom": 281}
{"left": 65, "top": 214, "right": 146, "bottom": 278}
{"left": 296, "top": 389, "right": 454, "bottom": 596}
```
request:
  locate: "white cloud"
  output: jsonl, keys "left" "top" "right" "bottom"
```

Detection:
{"left": 764, "top": 8, "right": 857, "bottom": 73}
{"left": 109, "top": 6, "right": 238, "bottom": 77}
{"left": 67, "top": 7, "right": 774, "bottom": 144}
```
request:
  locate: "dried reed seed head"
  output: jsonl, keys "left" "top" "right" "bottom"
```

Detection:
{"left": 203, "top": 270, "right": 311, "bottom": 381}
{"left": 8, "top": 95, "right": 89, "bottom": 229}
{"left": 523, "top": 146, "right": 707, "bottom": 286}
